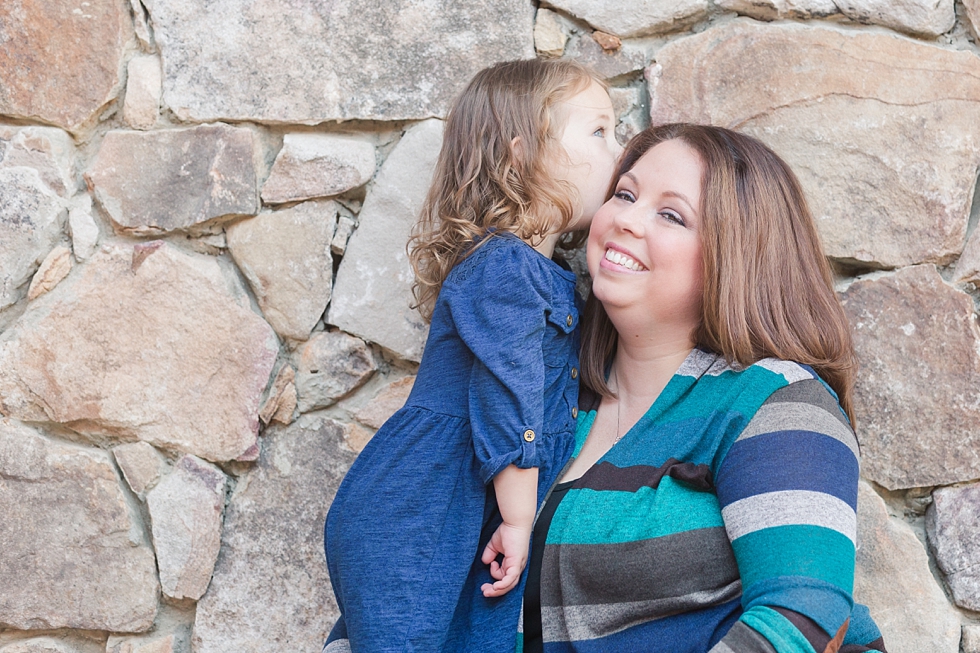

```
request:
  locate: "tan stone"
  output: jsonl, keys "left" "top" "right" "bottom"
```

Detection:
{"left": 86, "top": 125, "right": 259, "bottom": 236}
{"left": 841, "top": 265, "right": 980, "bottom": 489}
{"left": 226, "top": 201, "right": 337, "bottom": 341}
{"left": 113, "top": 441, "right": 169, "bottom": 496}
{"left": 147, "top": 455, "right": 226, "bottom": 601}
{"left": 592, "top": 31, "right": 621, "bottom": 51}
{"left": 534, "top": 8, "right": 568, "bottom": 58}
{"left": 854, "top": 482, "right": 960, "bottom": 653}
{"left": 292, "top": 331, "right": 376, "bottom": 413}
{"left": 715, "top": 0, "right": 837, "bottom": 19}
{"left": 0, "top": 0, "right": 134, "bottom": 134}
{"left": 716, "top": 0, "right": 954, "bottom": 36}
{"left": 967, "top": 0, "right": 980, "bottom": 40}
{"left": 106, "top": 635, "right": 174, "bottom": 653}
{"left": 261, "top": 134, "right": 376, "bottom": 204}
{"left": 355, "top": 376, "right": 416, "bottom": 430}
{"left": 343, "top": 422, "right": 374, "bottom": 454}
{"left": 105, "top": 603, "right": 193, "bottom": 653}
{"left": 0, "top": 418, "right": 158, "bottom": 632}
{"left": 192, "top": 415, "right": 356, "bottom": 653}
{"left": 648, "top": 20, "right": 980, "bottom": 269}
{"left": 0, "top": 126, "right": 77, "bottom": 198}
{"left": 27, "top": 246, "right": 71, "bottom": 301}
{"left": 259, "top": 365, "right": 297, "bottom": 426}
{"left": 67, "top": 195, "right": 100, "bottom": 262}
{"left": 0, "top": 242, "right": 279, "bottom": 462}
{"left": 563, "top": 32, "right": 648, "bottom": 82}
{"left": 123, "top": 56, "right": 162, "bottom": 130}
{"left": 0, "top": 638, "right": 85, "bottom": 653}
{"left": 129, "top": 0, "right": 152, "bottom": 49}
{"left": 545, "top": 0, "right": 709, "bottom": 37}
{"left": 330, "top": 214, "right": 357, "bottom": 256}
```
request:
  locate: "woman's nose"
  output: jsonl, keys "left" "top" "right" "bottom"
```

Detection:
{"left": 612, "top": 202, "right": 643, "bottom": 236}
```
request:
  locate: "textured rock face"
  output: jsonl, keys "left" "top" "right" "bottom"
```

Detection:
{"left": 261, "top": 134, "right": 376, "bottom": 204}
{"left": 355, "top": 376, "right": 415, "bottom": 430}
{"left": 0, "top": 418, "right": 159, "bottom": 632}
{"left": 648, "top": 20, "right": 980, "bottom": 269}
{"left": 329, "top": 120, "right": 442, "bottom": 361}
{"left": 226, "top": 201, "right": 338, "bottom": 341}
{"left": 123, "top": 56, "right": 162, "bottom": 130}
{"left": 534, "top": 8, "right": 568, "bottom": 58}
{"left": 27, "top": 246, "right": 71, "bottom": 301}
{"left": 0, "top": 638, "right": 95, "bottom": 653}
{"left": 67, "top": 195, "right": 100, "bottom": 262}
{"left": 926, "top": 483, "right": 980, "bottom": 611}
{"left": 967, "top": 0, "right": 980, "bottom": 39}
{"left": 841, "top": 266, "right": 980, "bottom": 489}
{"left": 192, "top": 415, "right": 356, "bottom": 653}
{"left": 292, "top": 331, "right": 376, "bottom": 413}
{"left": 0, "top": 242, "right": 279, "bottom": 462}
{"left": 716, "top": 0, "right": 955, "bottom": 36}
{"left": 545, "top": 0, "right": 709, "bottom": 37}
{"left": 147, "top": 455, "right": 227, "bottom": 601}
{"left": 854, "top": 483, "right": 960, "bottom": 653}
{"left": 113, "top": 442, "right": 169, "bottom": 496}
{"left": 0, "top": 0, "right": 133, "bottom": 133}
{"left": 0, "top": 126, "right": 77, "bottom": 198}
{"left": 964, "top": 625, "right": 980, "bottom": 653}
{"left": 86, "top": 125, "right": 258, "bottom": 236}
{"left": 150, "top": 0, "right": 533, "bottom": 123}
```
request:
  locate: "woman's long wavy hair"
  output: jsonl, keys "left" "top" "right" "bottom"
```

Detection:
{"left": 409, "top": 59, "right": 601, "bottom": 321}
{"left": 580, "top": 123, "right": 858, "bottom": 423}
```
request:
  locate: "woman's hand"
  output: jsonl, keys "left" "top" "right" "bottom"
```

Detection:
{"left": 480, "top": 521, "right": 532, "bottom": 597}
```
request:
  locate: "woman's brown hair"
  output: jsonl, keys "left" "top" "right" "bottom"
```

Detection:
{"left": 409, "top": 59, "right": 601, "bottom": 321}
{"left": 580, "top": 123, "right": 858, "bottom": 422}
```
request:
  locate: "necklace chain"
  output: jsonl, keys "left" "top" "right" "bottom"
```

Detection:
{"left": 613, "top": 367, "right": 625, "bottom": 445}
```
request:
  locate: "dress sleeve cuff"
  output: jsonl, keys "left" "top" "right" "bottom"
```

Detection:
{"left": 478, "top": 428, "right": 539, "bottom": 484}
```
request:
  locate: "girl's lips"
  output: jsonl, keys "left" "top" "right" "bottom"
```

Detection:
{"left": 601, "top": 244, "right": 648, "bottom": 272}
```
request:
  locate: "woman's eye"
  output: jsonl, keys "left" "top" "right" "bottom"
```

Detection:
{"left": 614, "top": 190, "right": 635, "bottom": 202}
{"left": 660, "top": 210, "right": 685, "bottom": 226}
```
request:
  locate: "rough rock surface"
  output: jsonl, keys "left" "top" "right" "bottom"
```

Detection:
{"left": 150, "top": 0, "right": 533, "bottom": 123}
{"left": 67, "top": 195, "right": 100, "bottom": 262}
{"left": 0, "top": 638, "right": 95, "bottom": 653}
{"left": 545, "top": 0, "right": 709, "bottom": 37}
{"left": 147, "top": 455, "right": 227, "bottom": 601}
{"left": 926, "top": 483, "right": 980, "bottom": 611}
{"left": 562, "top": 32, "right": 648, "bottom": 81}
{"left": 192, "top": 415, "right": 356, "bottom": 653}
{"left": 86, "top": 125, "right": 258, "bottom": 236}
{"left": 967, "top": 0, "right": 980, "bottom": 39}
{"left": 854, "top": 482, "right": 960, "bottom": 653}
{"left": 329, "top": 120, "right": 442, "bottom": 361}
{"left": 292, "top": 331, "right": 376, "bottom": 413}
{"left": 0, "top": 126, "right": 77, "bottom": 198}
{"left": 258, "top": 365, "right": 297, "bottom": 426}
{"left": 648, "top": 20, "right": 980, "bottom": 269}
{"left": 106, "top": 635, "right": 175, "bottom": 653}
{"left": 716, "top": 0, "right": 955, "bottom": 36}
{"left": 27, "top": 246, "right": 71, "bottom": 301}
{"left": 226, "top": 201, "right": 338, "bottom": 341}
{"left": 0, "top": 242, "right": 279, "bottom": 462}
{"left": 355, "top": 376, "right": 416, "bottom": 430}
{"left": 841, "top": 265, "right": 980, "bottom": 489}
{"left": 0, "top": 419, "right": 159, "bottom": 631}
{"left": 113, "top": 442, "right": 169, "bottom": 496}
{"left": 534, "top": 8, "right": 568, "bottom": 57}
{"left": 123, "top": 56, "right": 162, "bottom": 130}
{"left": 0, "top": 0, "right": 133, "bottom": 133}
{"left": 261, "top": 134, "right": 376, "bottom": 204}
{"left": 964, "top": 624, "right": 980, "bottom": 653}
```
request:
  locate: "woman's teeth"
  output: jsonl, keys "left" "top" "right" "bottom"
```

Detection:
{"left": 604, "top": 248, "right": 646, "bottom": 272}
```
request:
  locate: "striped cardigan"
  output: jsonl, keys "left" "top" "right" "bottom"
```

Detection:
{"left": 518, "top": 349, "right": 885, "bottom": 653}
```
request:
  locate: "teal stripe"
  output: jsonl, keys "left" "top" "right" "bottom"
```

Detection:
{"left": 546, "top": 476, "right": 724, "bottom": 545}
{"left": 732, "top": 525, "right": 855, "bottom": 592}
{"left": 572, "top": 409, "right": 596, "bottom": 458}
{"left": 660, "top": 367, "right": 788, "bottom": 424}
{"left": 741, "top": 606, "right": 818, "bottom": 653}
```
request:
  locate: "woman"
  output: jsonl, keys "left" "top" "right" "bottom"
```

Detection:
{"left": 519, "top": 124, "right": 888, "bottom": 653}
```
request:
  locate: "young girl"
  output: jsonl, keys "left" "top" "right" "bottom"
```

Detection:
{"left": 323, "top": 59, "right": 622, "bottom": 652}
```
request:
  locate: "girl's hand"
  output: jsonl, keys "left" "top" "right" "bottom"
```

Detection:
{"left": 480, "top": 521, "right": 532, "bottom": 597}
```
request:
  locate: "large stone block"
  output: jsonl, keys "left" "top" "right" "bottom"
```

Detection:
{"left": 0, "top": 0, "right": 133, "bottom": 134}
{"left": 841, "top": 265, "right": 980, "bottom": 489}
{"left": 192, "top": 415, "right": 356, "bottom": 653}
{"left": 716, "top": 0, "right": 954, "bottom": 36}
{"left": 854, "top": 482, "right": 960, "bottom": 653}
{"left": 86, "top": 125, "right": 258, "bottom": 236}
{"left": 0, "top": 242, "right": 278, "bottom": 462}
{"left": 292, "top": 331, "right": 376, "bottom": 413}
{"left": 261, "top": 134, "right": 376, "bottom": 205}
{"left": 150, "top": 0, "right": 533, "bottom": 123}
{"left": 926, "top": 483, "right": 980, "bottom": 611}
{"left": 0, "top": 419, "right": 159, "bottom": 632}
{"left": 648, "top": 20, "right": 980, "bottom": 269}
{"left": 544, "top": 0, "right": 709, "bottom": 38}
{"left": 226, "top": 201, "right": 338, "bottom": 341}
{"left": 328, "top": 120, "right": 443, "bottom": 361}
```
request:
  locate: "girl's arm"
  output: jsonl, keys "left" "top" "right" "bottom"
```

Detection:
{"left": 480, "top": 464, "right": 539, "bottom": 597}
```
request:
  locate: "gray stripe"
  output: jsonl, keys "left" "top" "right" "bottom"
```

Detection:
{"left": 753, "top": 358, "right": 812, "bottom": 383}
{"left": 540, "top": 527, "right": 739, "bottom": 607}
{"left": 763, "top": 378, "right": 848, "bottom": 425}
{"left": 542, "top": 583, "right": 742, "bottom": 642}
{"left": 677, "top": 349, "right": 729, "bottom": 378}
{"left": 737, "top": 400, "right": 859, "bottom": 459}
{"left": 712, "top": 620, "right": 778, "bottom": 653}
{"left": 721, "top": 490, "right": 857, "bottom": 544}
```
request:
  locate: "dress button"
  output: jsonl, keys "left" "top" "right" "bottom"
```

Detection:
{"left": 523, "top": 429, "right": 535, "bottom": 442}
{"left": 566, "top": 314, "right": 573, "bottom": 327}
{"left": 571, "top": 407, "right": 578, "bottom": 419}
{"left": 570, "top": 367, "right": 578, "bottom": 379}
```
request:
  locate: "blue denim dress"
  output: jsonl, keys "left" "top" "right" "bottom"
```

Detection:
{"left": 324, "top": 233, "right": 580, "bottom": 652}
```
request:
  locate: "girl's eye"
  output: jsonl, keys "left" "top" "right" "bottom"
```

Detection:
{"left": 660, "top": 210, "right": 685, "bottom": 226}
{"left": 614, "top": 189, "right": 635, "bottom": 202}
{"left": 593, "top": 127, "right": 605, "bottom": 137}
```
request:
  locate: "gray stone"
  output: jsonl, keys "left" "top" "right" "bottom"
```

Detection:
{"left": 105, "top": 603, "right": 194, "bottom": 653}
{"left": 226, "top": 201, "right": 337, "bottom": 341}
{"left": 0, "top": 126, "right": 78, "bottom": 199}
{"left": 967, "top": 0, "right": 980, "bottom": 40}
{"left": 716, "top": 0, "right": 954, "bottom": 36}
{"left": 563, "top": 32, "right": 649, "bottom": 81}
{"left": 258, "top": 365, "right": 296, "bottom": 426}
{"left": 544, "top": 0, "right": 709, "bottom": 38}
{"left": 648, "top": 20, "right": 980, "bottom": 269}
{"left": 0, "top": 0, "right": 134, "bottom": 134}
{"left": 123, "top": 56, "right": 162, "bottom": 130}
{"left": 147, "top": 455, "right": 226, "bottom": 601}
{"left": 609, "top": 86, "right": 648, "bottom": 145}
{"left": 27, "top": 246, "right": 71, "bottom": 301}
{"left": 714, "top": 0, "right": 837, "bottom": 19}
{"left": 534, "top": 8, "right": 568, "bottom": 58}
{"left": 86, "top": 125, "right": 258, "bottom": 236}
{"left": 261, "top": 134, "right": 376, "bottom": 205}
{"left": 0, "top": 418, "right": 159, "bottom": 632}
{"left": 328, "top": 120, "right": 442, "bottom": 362}
{"left": 113, "top": 441, "right": 169, "bottom": 496}
{"left": 192, "top": 415, "right": 356, "bottom": 653}
{"left": 854, "top": 482, "right": 960, "bottom": 653}
{"left": 0, "top": 242, "right": 279, "bottom": 463}
{"left": 150, "top": 0, "right": 533, "bottom": 123}
{"left": 964, "top": 624, "right": 980, "bottom": 653}
{"left": 292, "top": 331, "right": 376, "bottom": 413}
{"left": 926, "top": 483, "right": 980, "bottom": 611}
{"left": 330, "top": 214, "right": 357, "bottom": 256}
{"left": 0, "top": 638, "right": 86, "bottom": 653}
{"left": 841, "top": 265, "right": 980, "bottom": 489}
{"left": 67, "top": 195, "right": 100, "bottom": 262}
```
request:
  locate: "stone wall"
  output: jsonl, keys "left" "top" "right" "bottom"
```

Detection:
{"left": 0, "top": 0, "right": 978, "bottom": 651}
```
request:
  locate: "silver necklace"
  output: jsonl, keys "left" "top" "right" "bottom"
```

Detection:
{"left": 612, "top": 368, "right": 626, "bottom": 445}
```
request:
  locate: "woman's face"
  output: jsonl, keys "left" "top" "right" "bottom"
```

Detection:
{"left": 587, "top": 138, "right": 704, "bottom": 332}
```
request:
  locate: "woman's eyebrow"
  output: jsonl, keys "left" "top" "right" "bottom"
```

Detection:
{"left": 622, "top": 170, "right": 699, "bottom": 216}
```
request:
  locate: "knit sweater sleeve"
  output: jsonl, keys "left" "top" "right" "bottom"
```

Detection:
{"left": 709, "top": 379, "right": 883, "bottom": 653}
